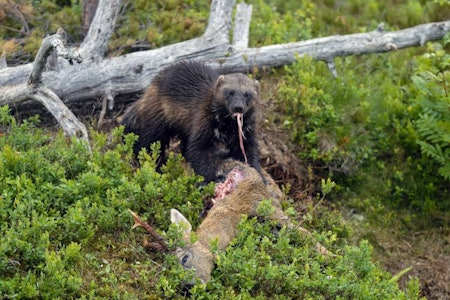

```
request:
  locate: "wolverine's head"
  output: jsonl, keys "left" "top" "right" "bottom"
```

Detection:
{"left": 213, "top": 73, "right": 260, "bottom": 116}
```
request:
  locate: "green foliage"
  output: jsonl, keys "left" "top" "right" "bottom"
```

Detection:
{"left": 0, "top": 0, "right": 82, "bottom": 62}
{"left": 248, "top": 0, "right": 315, "bottom": 46}
{"left": 275, "top": 55, "right": 376, "bottom": 179}
{"left": 412, "top": 40, "right": 450, "bottom": 180}
{"left": 159, "top": 214, "right": 421, "bottom": 299}
{"left": 0, "top": 106, "right": 206, "bottom": 298}
{"left": 274, "top": 36, "right": 449, "bottom": 215}
{"left": 312, "top": 0, "right": 450, "bottom": 35}
{"left": 278, "top": 56, "right": 338, "bottom": 163}
{"left": 111, "top": 0, "right": 209, "bottom": 55}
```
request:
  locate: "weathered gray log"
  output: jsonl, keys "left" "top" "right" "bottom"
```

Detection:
{"left": 0, "top": 52, "right": 7, "bottom": 69}
{"left": 4, "top": 27, "right": 89, "bottom": 143}
{"left": 0, "top": 0, "right": 449, "bottom": 114}
{"left": 219, "top": 21, "right": 450, "bottom": 73}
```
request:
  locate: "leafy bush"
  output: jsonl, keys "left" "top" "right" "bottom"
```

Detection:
{"left": 273, "top": 35, "right": 449, "bottom": 216}
{"left": 157, "top": 206, "right": 421, "bottom": 299}
{"left": 0, "top": 0, "right": 83, "bottom": 63}
{"left": 413, "top": 39, "right": 450, "bottom": 180}
{"left": 111, "top": 0, "right": 209, "bottom": 55}
{"left": 248, "top": 0, "right": 315, "bottom": 46}
{"left": 0, "top": 105, "right": 207, "bottom": 298}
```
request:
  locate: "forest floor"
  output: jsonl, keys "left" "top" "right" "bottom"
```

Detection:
{"left": 347, "top": 213, "right": 450, "bottom": 300}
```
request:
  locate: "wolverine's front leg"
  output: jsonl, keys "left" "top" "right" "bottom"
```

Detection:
{"left": 184, "top": 141, "right": 219, "bottom": 184}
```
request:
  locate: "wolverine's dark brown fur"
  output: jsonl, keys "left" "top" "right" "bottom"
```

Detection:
{"left": 121, "top": 61, "right": 262, "bottom": 183}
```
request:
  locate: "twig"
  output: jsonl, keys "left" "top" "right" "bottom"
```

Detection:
{"left": 5, "top": 27, "right": 90, "bottom": 146}
{"left": 97, "top": 96, "right": 108, "bottom": 130}
{"left": 28, "top": 27, "right": 82, "bottom": 86}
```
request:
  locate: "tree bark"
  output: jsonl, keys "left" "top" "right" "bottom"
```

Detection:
{"left": 79, "top": 0, "right": 121, "bottom": 62}
{"left": 3, "top": 27, "right": 89, "bottom": 143}
{"left": 0, "top": 0, "right": 449, "bottom": 128}
{"left": 82, "top": 0, "right": 99, "bottom": 36}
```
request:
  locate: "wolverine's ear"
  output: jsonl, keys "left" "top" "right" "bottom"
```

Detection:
{"left": 214, "top": 75, "right": 226, "bottom": 90}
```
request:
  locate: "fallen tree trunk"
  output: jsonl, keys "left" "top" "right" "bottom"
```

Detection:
{"left": 3, "top": 27, "right": 89, "bottom": 143}
{"left": 0, "top": 0, "right": 449, "bottom": 136}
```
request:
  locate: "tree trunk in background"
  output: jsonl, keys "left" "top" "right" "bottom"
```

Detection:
{"left": 82, "top": 0, "right": 99, "bottom": 36}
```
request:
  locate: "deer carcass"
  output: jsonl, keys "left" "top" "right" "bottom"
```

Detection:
{"left": 130, "top": 159, "right": 333, "bottom": 287}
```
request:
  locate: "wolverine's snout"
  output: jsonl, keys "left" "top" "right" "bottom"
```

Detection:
{"left": 231, "top": 103, "right": 244, "bottom": 113}
{"left": 230, "top": 98, "right": 247, "bottom": 114}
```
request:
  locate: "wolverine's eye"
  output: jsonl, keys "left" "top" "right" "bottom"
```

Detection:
{"left": 243, "top": 92, "right": 252, "bottom": 99}
{"left": 226, "top": 90, "right": 235, "bottom": 97}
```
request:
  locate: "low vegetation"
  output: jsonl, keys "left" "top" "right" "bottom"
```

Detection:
{"left": 0, "top": 106, "right": 421, "bottom": 298}
{"left": 1, "top": 0, "right": 449, "bottom": 298}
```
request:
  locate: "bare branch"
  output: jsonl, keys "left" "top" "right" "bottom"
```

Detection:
{"left": 232, "top": 3, "right": 252, "bottom": 49}
{"left": 327, "top": 60, "right": 338, "bottom": 78}
{"left": 29, "top": 87, "right": 89, "bottom": 142}
{"left": 28, "top": 27, "right": 82, "bottom": 86}
{"left": 79, "top": 0, "right": 122, "bottom": 62}
{"left": 97, "top": 90, "right": 114, "bottom": 130}
{"left": 1, "top": 28, "right": 89, "bottom": 144}
{"left": 204, "top": 0, "right": 235, "bottom": 42}
{"left": 218, "top": 21, "right": 450, "bottom": 72}
{"left": 0, "top": 52, "right": 7, "bottom": 69}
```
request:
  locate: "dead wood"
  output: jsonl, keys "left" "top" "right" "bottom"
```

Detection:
{"left": 2, "top": 27, "right": 89, "bottom": 143}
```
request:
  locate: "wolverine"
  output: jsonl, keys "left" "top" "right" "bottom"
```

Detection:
{"left": 121, "top": 61, "right": 263, "bottom": 183}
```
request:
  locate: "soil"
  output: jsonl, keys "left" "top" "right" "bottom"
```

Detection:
{"left": 13, "top": 101, "right": 449, "bottom": 300}
{"left": 373, "top": 228, "right": 450, "bottom": 300}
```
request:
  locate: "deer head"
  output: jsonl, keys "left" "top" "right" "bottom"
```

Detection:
{"left": 170, "top": 209, "right": 215, "bottom": 286}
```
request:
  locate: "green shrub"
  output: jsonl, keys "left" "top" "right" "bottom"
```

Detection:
{"left": 248, "top": 0, "right": 315, "bottom": 46}
{"left": 0, "top": 106, "right": 207, "bottom": 298}
{"left": 273, "top": 38, "right": 449, "bottom": 216}
{"left": 157, "top": 210, "right": 421, "bottom": 299}
{"left": 413, "top": 40, "right": 450, "bottom": 181}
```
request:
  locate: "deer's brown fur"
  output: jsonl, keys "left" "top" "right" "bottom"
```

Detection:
{"left": 170, "top": 159, "right": 332, "bottom": 286}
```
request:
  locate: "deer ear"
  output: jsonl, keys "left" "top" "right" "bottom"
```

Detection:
{"left": 170, "top": 209, "right": 192, "bottom": 235}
